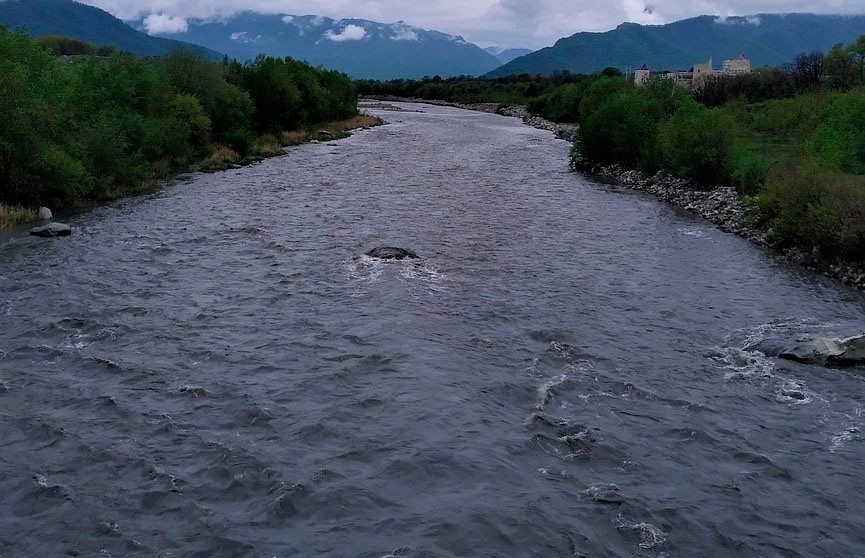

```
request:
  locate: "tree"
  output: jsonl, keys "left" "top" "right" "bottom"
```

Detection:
{"left": 848, "top": 35, "right": 865, "bottom": 86}
{"left": 825, "top": 43, "right": 854, "bottom": 90}
{"left": 787, "top": 50, "right": 825, "bottom": 91}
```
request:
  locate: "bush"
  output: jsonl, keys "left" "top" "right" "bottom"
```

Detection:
{"left": 577, "top": 87, "right": 657, "bottom": 166}
{"left": 656, "top": 102, "right": 737, "bottom": 185}
{"left": 729, "top": 143, "right": 771, "bottom": 195}
{"left": 808, "top": 90, "right": 865, "bottom": 173}
{"left": 758, "top": 160, "right": 865, "bottom": 260}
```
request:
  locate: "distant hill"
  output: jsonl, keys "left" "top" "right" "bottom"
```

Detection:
{"left": 143, "top": 13, "right": 503, "bottom": 79}
{"left": 486, "top": 13, "right": 865, "bottom": 77}
{"left": 484, "top": 46, "right": 533, "bottom": 64}
{"left": 0, "top": 0, "right": 221, "bottom": 58}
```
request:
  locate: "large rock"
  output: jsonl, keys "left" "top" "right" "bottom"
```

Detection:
{"left": 365, "top": 246, "right": 419, "bottom": 260}
{"left": 780, "top": 334, "right": 865, "bottom": 365}
{"left": 29, "top": 222, "right": 72, "bottom": 237}
{"left": 38, "top": 207, "right": 52, "bottom": 220}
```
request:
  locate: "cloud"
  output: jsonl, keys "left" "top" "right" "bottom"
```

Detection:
{"left": 281, "top": 15, "right": 294, "bottom": 23}
{"left": 230, "top": 31, "right": 262, "bottom": 42}
{"left": 142, "top": 13, "right": 188, "bottom": 34}
{"left": 82, "top": 0, "right": 865, "bottom": 50}
{"left": 715, "top": 15, "right": 762, "bottom": 25}
{"left": 390, "top": 23, "right": 419, "bottom": 41}
{"left": 324, "top": 24, "right": 367, "bottom": 41}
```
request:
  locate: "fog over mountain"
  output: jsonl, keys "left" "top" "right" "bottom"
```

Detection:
{"left": 141, "top": 13, "right": 504, "bottom": 79}
{"left": 80, "top": 0, "right": 865, "bottom": 50}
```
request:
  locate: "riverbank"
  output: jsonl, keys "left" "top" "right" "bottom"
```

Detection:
{"left": 442, "top": 100, "right": 865, "bottom": 290}
{"left": 0, "top": 114, "right": 383, "bottom": 231}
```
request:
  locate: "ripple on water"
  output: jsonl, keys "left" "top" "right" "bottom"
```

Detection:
{"left": 2, "top": 102, "right": 865, "bottom": 557}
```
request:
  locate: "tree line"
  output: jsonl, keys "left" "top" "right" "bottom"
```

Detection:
{"left": 0, "top": 26, "right": 359, "bottom": 213}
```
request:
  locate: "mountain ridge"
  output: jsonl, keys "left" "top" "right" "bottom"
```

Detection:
{"left": 486, "top": 13, "right": 865, "bottom": 77}
{"left": 141, "top": 12, "right": 503, "bottom": 79}
{"left": 0, "top": 0, "right": 222, "bottom": 58}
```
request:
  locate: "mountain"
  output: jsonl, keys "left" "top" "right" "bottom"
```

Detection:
{"left": 0, "top": 0, "right": 221, "bottom": 58}
{"left": 142, "top": 13, "right": 503, "bottom": 79}
{"left": 484, "top": 46, "right": 533, "bottom": 64}
{"left": 486, "top": 13, "right": 865, "bottom": 77}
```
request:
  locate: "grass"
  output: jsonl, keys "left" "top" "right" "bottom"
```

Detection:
{"left": 0, "top": 204, "right": 39, "bottom": 230}
{"left": 280, "top": 114, "right": 384, "bottom": 147}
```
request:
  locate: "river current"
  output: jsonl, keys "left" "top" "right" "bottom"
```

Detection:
{"left": 1, "top": 102, "right": 864, "bottom": 557}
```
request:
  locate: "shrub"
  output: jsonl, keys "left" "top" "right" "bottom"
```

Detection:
{"left": 251, "top": 134, "right": 283, "bottom": 157}
{"left": 578, "top": 87, "right": 657, "bottom": 166}
{"left": 657, "top": 102, "right": 737, "bottom": 185}
{"left": 729, "top": 143, "right": 771, "bottom": 195}
{"left": 808, "top": 90, "right": 865, "bottom": 173}
{"left": 758, "top": 160, "right": 865, "bottom": 260}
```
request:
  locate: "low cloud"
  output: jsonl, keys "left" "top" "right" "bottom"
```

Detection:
{"left": 230, "top": 31, "right": 262, "bottom": 42}
{"left": 324, "top": 24, "right": 367, "bottom": 41}
{"left": 715, "top": 15, "right": 762, "bottom": 25}
{"left": 281, "top": 15, "right": 294, "bottom": 23}
{"left": 390, "top": 23, "right": 419, "bottom": 41}
{"left": 143, "top": 13, "right": 188, "bottom": 34}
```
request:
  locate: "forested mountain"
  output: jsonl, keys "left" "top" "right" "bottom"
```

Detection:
{"left": 0, "top": 0, "right": 221, "bottom": 58}
{"left": 486, "top": 13, "right": 865, "bottom": 77}
{"left": 144, "top": 13, "right": 502, "bottom": 79}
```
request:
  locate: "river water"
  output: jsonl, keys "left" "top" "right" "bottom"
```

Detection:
{"left": 1, "top": 102, "right": 864, "bottom": 557}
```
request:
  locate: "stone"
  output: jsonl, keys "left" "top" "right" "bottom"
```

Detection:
{"left": 29, "top": 222, "right": 72, "bottom": 237}
{"left": 365, "top": 247, "right": 419, "bottom": 260}
{"left": 38, "top": 207, "right": 52, "bottom": 220}
{"left": 836, "top": 334, "right": 865, "bottom": 364}
{"left": 779, "top": 334, "right": 865, "bottom": 365}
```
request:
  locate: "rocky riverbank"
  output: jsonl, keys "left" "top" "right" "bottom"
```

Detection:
{"left": 364, "top": 98, "right": 865, "bottom": 289}
{"left": 488, "top": 103, "right": 865, "bottom": 290}
{"left": 568, "top": 156, "right": 865, "bottom": 290}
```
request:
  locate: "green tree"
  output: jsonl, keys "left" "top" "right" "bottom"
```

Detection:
{"left": 657, "top": 102, "right": 738, "bottom": 184}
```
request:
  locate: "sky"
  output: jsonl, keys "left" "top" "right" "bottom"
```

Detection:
{"left": 82, "top": 1, "right": 865, "bottom": 49}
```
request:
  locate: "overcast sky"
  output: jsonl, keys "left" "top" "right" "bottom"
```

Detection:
{"left": 82, "top": 1, "right": 865, "bottom": 49}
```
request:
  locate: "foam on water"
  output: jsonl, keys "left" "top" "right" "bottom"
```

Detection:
{"left": 830, "top": 405, "right": 863, "bottom": 452}
{"left": 677, "top": 226, "right": 708, "bottom": 238}
{"left": 615, "top": 515, "right": 667, "bottom": 550}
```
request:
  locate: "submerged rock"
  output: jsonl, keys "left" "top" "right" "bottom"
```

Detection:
{"left": 29, "top": 222, "right": 71, "bottom": 237}
{"left": 365, "top": 247, "right": 419, "bottom": 260}
{"left": 780, "top": 333, "right": 865, "bottom": 365}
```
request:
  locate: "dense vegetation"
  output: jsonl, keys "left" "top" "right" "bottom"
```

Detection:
{"left": 561, "top": 36, "right": 865, "bottom": 263}
{"left": 0, "top": 26, "right": 361, "bottom": 221}
{"left": 355, "top": 72, "right": 590, "bottom": 106}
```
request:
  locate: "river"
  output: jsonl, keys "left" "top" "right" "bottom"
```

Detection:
{"left": 1, "top": 102, "right": 864, "bottom": 557}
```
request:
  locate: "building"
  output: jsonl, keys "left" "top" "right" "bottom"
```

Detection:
{"left": 635, "top": 54, "right": 751, "bottom": 88}
{"left": 723, "top": 54, "right": 751, "bottom": 75}
{"left": 634, "top": 64, "right": 651, "bottom": 85}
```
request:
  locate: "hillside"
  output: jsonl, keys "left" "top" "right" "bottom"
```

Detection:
{"left": 0, "top": 0, "right": 221, "bottom": 58}
{"left": 486, "top": 13, "right": 865, "bottom": 77}
{"left": 143, "top": 13, "right": 502, "bottom": 79}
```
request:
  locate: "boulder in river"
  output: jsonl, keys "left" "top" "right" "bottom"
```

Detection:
{"left": 29, "top": 222, "right": 72, "bottom": 237}
{"left": 365, "top": 247, "right": 419, "bottom": 260}
{"left": 38, "top": 207, "right": 52, "bottom": 220}
{"left": 779, "top": 333, "right": 865, "bottom": 365}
